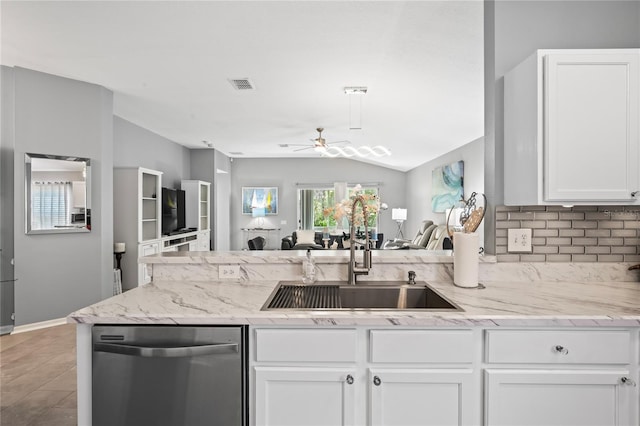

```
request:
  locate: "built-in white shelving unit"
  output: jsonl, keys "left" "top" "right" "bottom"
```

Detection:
{"left": 181, "top": 180, "right": 211, "bottom": 231}
{"left": 114, "top": 172, "right": 212, "bottom": 290}
{"left": 140, "top": 169, "right": 162, "bottom": 242}
{"left": 181, "top": 180, "right": 211, "bottom": 251}
{"left": 114, "top": 167, "right": 162, "bottom": 290}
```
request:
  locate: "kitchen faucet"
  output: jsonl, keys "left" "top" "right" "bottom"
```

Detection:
{"left": 348, "top": 195, "right": 372, "bottom": 285}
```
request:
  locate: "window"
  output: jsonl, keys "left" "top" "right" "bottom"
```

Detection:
{"left": 31, "top": 181, "right": 72, "bottom": 230}
{"left": 298, "top": 185, "right": 379, "bottom": 230}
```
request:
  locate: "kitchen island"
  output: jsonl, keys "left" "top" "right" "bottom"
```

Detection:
{"left": 70, "top": 251, "right": 640, "bottom": 425}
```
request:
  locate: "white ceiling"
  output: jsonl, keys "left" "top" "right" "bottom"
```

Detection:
{"left": 1, "top": 1, "right": 484, "bottom": 172}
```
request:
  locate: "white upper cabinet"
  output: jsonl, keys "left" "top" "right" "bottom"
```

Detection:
{"left": 504, "top": 49, "right": 640, "bottom": 205}
{"left": 181, "top": 180, "right": 211, "bottom": 231}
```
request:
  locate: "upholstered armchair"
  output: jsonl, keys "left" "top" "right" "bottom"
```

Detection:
{"left": 281, "top": 230, "right": 325, "bottom": 250}
{"left": 248, "top": 236, "right": 266, "bottom": 250}
{"left": 382, "top": 220, "right": 438, "bottom": 249}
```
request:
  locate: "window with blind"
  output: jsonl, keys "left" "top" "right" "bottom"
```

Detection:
{"left": 31, "top": 182, "right": 72, "bottom": 230}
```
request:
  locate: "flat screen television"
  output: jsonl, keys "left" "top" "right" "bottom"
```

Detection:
{"left": 177, "top": 189, "right": 186, "bottom": 231}
{"left": 162, "top": 187, "right": 178, "bottom": 235}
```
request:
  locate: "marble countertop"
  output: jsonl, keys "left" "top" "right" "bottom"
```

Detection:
{"left": 140, "top": 250, "right": 497, "bottom": 264}
{"left": 69, "top": 279, "right": 640, "bottom": 327}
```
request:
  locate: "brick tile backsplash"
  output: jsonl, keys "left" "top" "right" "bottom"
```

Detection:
{"left": 495, "top": 205, "right": 640, "bottom": 262}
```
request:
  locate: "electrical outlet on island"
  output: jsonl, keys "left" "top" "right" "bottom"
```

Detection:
{"left": 219, "top": 265, "right": 240, "bottom": 279}
{"left": 507, "top": 228, "right": 532, "bottom": 253}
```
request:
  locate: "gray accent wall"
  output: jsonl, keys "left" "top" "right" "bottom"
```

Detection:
{"left": 1, "top": 66, "right": 16, "bottom": 333}
{"left": 230, "top": 158, "right": 406, "bottom": 250}
{"left": 11, "top": 67, "right": 114, "bottom": 326}
{"left": 113, "top": 116, "right": 191, "bottom": 188}
{"left": 406, "top": 137, "right": 484, "bottom": 248}
{"left": 484, "top": 0, "right": 640, "bottom": 255}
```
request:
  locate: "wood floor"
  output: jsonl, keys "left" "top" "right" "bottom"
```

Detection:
{"left": 0, "top": 324, "right": 77, "bottom": 426}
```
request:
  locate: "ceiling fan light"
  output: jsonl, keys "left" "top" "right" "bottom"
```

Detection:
{"left": 344, "top": 87, "right": 368, "bottom": 95}
{"left": 321, "top": 145, "right": 391, "bottom": 159}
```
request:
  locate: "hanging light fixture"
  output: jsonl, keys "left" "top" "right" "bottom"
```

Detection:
{"left": 344, "top": 86, "right": 367, "bottom": 130}
{"left": 315, "top": 145, "right": 391, "bottom": 158}
{"left": 325, "top": 86, "right": 391, "bottom": 158}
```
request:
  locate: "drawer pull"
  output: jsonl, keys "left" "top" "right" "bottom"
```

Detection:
{"left": 346, "top": 374, "right": 354, "bottom": 385}
{"left": 553, "top": 345, "right": 569, "bottom": 355}
{"left": 620, "top": 377, "right": 636, "bottom": 387}
{"left": 373, "top": 376, "right": 382, "bottom": 386}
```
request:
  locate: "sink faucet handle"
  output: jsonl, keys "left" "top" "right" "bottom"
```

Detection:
{"left": 364, "top": 248, "right": 372, "bottom": 269}
{"left": 407, "top": 270, "right": 416, "bottom": 285}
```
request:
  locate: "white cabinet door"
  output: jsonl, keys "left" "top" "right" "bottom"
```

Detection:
{"left": 255, "top": 367, "right": 356, "bottom": 426}
{"left": 139, "top": 168, "right": 162, "bottom": 241}
{"left": 485, "top": 369, "right": 634, "bottom": 426}
{"left": 370, "top": 369, "right": 476, "bottom": 426}
{"left": 504, "top": 49, "right": 640, "bottom": 205}
{"left": 544, "top": 52, "right": 639, "bottom": 202}
{"left": 197, "top": 230, "right": 210, "bottom": 251}
{"left": 137, "top": 242, "right": 160, "bottom": 286}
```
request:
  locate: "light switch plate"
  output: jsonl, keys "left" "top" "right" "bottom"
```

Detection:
{"left": 508, "top": 228, "right": 532, "bottom": 253}
{"left": 219, "top": 265, "right": 240, "bottom": 279}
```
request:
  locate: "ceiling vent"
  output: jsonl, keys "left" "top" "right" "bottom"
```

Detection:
{"left": 229, "top": 78, "right": 255, "bottom": 90}
{"left": 278, "top": 144, "right": 289, "bottom": 148}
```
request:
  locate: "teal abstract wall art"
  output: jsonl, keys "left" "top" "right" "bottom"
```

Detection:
{"left": 431, "top": 161, "right": 464, "bottom": 212}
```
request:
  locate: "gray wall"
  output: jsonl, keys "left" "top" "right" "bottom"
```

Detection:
{"left": 406, "top": 137, "right": 484, "bottom": 248}
{"left": 484, "top": 0, "right": 640, "bottom": 254}
{"left": 12, "top": 67, "right": 113, "bottom": 326}
{"left": 230, "top": 158, "right": 406, "bottom": 250}
{"left": 1, "top": 67, "right": 16, "bottom": 332}
{"left": 113, "top": 116, "right": 191, "bottom": 189}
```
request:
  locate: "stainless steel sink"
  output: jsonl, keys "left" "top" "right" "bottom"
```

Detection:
{"left": 261, "top": 281, "right": 462, "bottom": 311}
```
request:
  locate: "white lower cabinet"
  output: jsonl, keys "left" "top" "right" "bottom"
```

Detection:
{"left": 484, "top": 329, "right": 637, "bottom": 426}
{"left": 485, "top": 369, "right": 633, "bottom": 426}
{"left": 197, "top": 230, "right": 210, "bottom": 251}
{"left": 252, "top": 328, "right": 479, "bottom": 426}
{"left": 254, "top": 367, "right": 356, "bottom": 426}
{"left": 252, "top": 327, "right": 638, "bottom": 426}
{"left": 369, "top": 368, "right": 475, "bottom": 426}
{"left": 137, "top": 241, "right": 160, "bottom": 285}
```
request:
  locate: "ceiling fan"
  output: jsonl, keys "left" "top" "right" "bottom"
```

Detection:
{"left": 289, "top": 128, "right": 350, "bottom": 152}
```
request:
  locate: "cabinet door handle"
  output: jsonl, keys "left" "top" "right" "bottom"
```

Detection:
{"left": 631, "top": 191, "right": 639, "bottom": 198}
{"left": 373, "top": 376, "right": 382, "bottom": 386}
{"left": 553, "top": 345, "right": 569, "bottom": 355}
{"left": 621, "top": 377, "right": 636, "bottom": 387}
{"left": 346, "top": 374, "right": 354, "bottom": 385}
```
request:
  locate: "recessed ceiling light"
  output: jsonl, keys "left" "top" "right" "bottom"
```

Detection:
{"left": 229, "top": 151, "right": 244, "bottom": 155}
{"left": 202, "top": 140, "right": 213, "bottom": 148}
{"left": 278, "top": 144, "right": 289, "bottom": 148}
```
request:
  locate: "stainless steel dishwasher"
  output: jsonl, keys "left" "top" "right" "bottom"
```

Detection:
{"left": 92, "top": 325, "right": 247, "bottom": 426}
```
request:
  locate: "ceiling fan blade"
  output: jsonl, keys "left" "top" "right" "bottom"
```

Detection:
{"left": 326, "top": 140, "right": 350, "bottom": 146}
{"left": 293, "top": 146, "right": 314, "bottom": 152}
{"left": 287, "top": 143, "right": 314, "bottom": 147}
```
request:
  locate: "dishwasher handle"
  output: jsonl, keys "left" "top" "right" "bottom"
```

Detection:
{"left": 94, "top": 342, "right": 239, "bottom": 358}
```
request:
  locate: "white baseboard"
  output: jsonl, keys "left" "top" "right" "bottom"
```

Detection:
{"left": 12, "top": 318, "right": 67, "bottom": 334}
